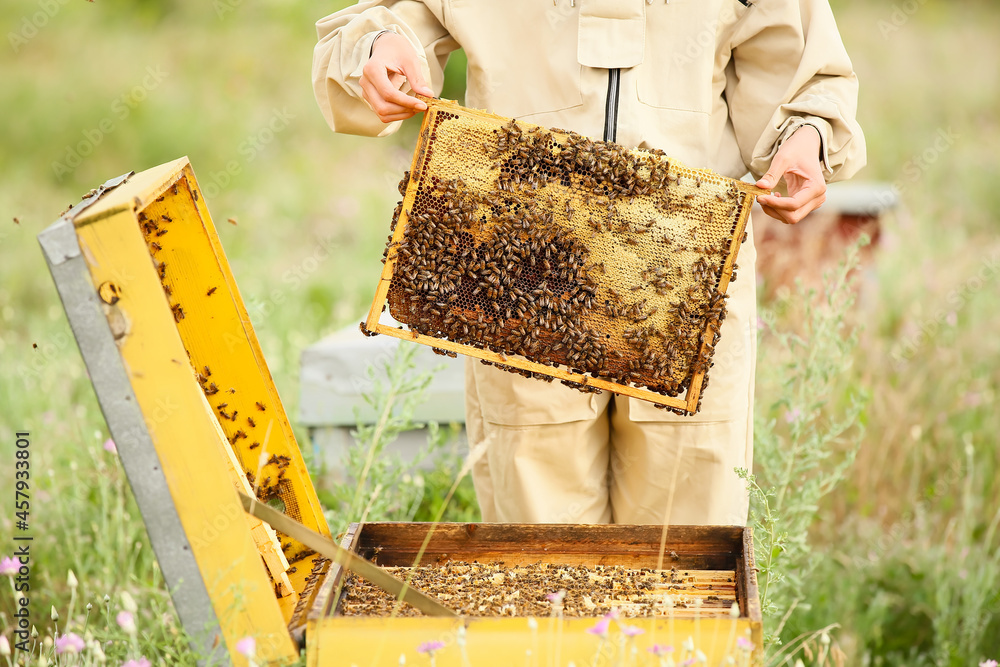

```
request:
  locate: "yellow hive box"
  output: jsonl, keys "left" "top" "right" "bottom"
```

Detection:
{"left": 40, "top": 157, "right": 763, "bottom": 666}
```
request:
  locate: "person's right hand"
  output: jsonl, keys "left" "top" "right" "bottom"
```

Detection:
{"left": 361, "top": 32, "right": 434, "bottom": 123}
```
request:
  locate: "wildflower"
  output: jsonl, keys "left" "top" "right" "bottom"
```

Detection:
{"left": 55, "top": 632, "right": 85, "bottom": 654}
{"left": 526, "top": 617, "right": 538, "bottom": 631}
{"left": 729, "top": 602, "right": 740, "bottom": 619}
{"left": 0, "top": 636, "right": 10, "bottom": 656}
{"left": 585, "top": 616, "right": 611, "bottom": 637}
{"left": 416, "top": 641, "right": 445, "bottom": 654}
{"left": 116, "top": 611, "right": 137, "bottom": 635}
{"left": 88, "top": 640, "right": 106, "bottom": 663}
{"left": 545, "top": 590, "right": 566, "bottom": 604}
{"left": 67, "top": 570, "right": 79, "bottom": 589}
{"left": 235, "top": 636, "right": 256, "bottom": 658}
{"left": 621, "top": 625, "right": 645, "bottom": 637}
{"left": 398, "top": 655, "right": 406, "bottom": 665}
{"left": 979, "top": 661, "right": 998, "bottom": 667}
{"left": 122, "top": 659, "right": 151, "bottom": 667}
{"left": 104, "top": 438, "right": 117, "bottom": 453}
{"left": 695, "top": 649, "right": 707, "bottom": 663}
{"left": 682, "top": 636, "right": 694, "bottom": 652}
{"left": 736, "top": 636, "right": 753, "bottom": 652}
{"left": 51, "top": 605, "right": 59, "bottom": 621}
{"left": 648, "top": 645, "right": 674, "bottom": 656}
{"left": 820, "top": 631, "right": 830, "bottom": 646}
{"left": 456, "top": 625, "right": 466, "bottom": 648}
{"left": 0, "top": 557, "right": 19, "bottom": 576}
{"left": 120, "top": 591, "right": 138, "bottom": 613}
{"left": 784, "top": 407, "right": 802, "bottom": 424}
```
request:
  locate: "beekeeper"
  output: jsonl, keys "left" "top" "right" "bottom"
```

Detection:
{"left": 312, "top": 0, "right": 865, "bottom": 526}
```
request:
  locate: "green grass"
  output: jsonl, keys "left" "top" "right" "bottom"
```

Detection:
{"left": 1, "top": 0, "right": 998, "bottom": 664}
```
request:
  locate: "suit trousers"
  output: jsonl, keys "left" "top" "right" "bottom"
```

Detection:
{"left": 463, "top": 223, "right": 757, "bottom": 526}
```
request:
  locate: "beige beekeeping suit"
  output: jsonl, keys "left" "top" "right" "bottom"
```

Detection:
{"left": 312, "top": 0, "right": 866, "bottom": 526}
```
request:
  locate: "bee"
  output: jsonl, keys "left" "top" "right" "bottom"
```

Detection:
{"left": 161, "top": 214, "right": 172, "bottom": 222}
{"left": 228, "top": 388, "right": 236, "bottom": 394}
{"left": 206, "top": 287, "right": 217, "bottom": 296}
{"left": 155, "top": 228, "right": 168, "bottom": 237}
{"left": 171, "top": 303, "right": 185, "bottom": 322}
{"left": 171, "top": 184, "right": 178, "bottom": 196}
{"left": 163, "top": 284, "right": 173, "bottom": 297}
{"left": 193, "top": 190, "right": 199, "bottom": 201}
{"left": 231, "top": 410, "right": 238, "bottom": 421}
{"left": 155, "top": 196, "right": 165, "bottom": 202}
{"left": 217, "top": 403, "right": 228, "bottom": 410}
{"left": 204, "top": 365, "right": 212, "bottom": 377}
{"left": 256, "top": 402, "right": 266, "bottom": 412}
{"left": 205, "top": 382, "right": 219, "bottom": 396}
{"left": 249, "top": 442, "right": 260, "bottom": 450}
{"left": 158, "top": 261, "right": 167, "bottom": 279}
{"left": 219, "top": 409, "right": 231, "bottom": 420}
{"left": 150, "top": 241, "right": 161, "bottom": 253}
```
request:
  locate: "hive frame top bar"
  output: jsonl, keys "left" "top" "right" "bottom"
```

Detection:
{"left": 365, "top": 97, "right": 765, "bottom": 414}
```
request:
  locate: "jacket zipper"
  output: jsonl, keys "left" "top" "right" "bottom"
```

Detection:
{"left": 603, "top": 68, "right": 620, "bottom": 143}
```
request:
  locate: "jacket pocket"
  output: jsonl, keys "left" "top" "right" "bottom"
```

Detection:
{"left": 469, "top": 358, "right": 599, "bottom": 426}
{"left": 449, "top": 1, "right": 583, "bottom": 118}
{"left": 636, "top": 0, "right": 744, "bottom": 114}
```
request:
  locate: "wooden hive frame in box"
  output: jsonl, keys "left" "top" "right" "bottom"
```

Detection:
{"left": 365, "top": 98, "right": 766, "bottom": 415}
{"left": 40, "top": 158, "right": 763, "bottom": 666}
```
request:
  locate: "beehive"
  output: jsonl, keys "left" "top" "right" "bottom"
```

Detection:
{"left": 365, "top": 98, "right": 765, "bottom": 414}
{"left": 42, "top": 158, "right": 763, "bottom": 666}
{"left": 307, "top": 523, "right": 762, "bottom": 665}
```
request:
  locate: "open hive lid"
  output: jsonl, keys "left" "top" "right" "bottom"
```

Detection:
{"left": 365, "top": 98, "right": 765, "bottom": 415}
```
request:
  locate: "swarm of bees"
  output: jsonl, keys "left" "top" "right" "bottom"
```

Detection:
{"left": 339, "top": 560, "right": 737, "bottom": 618}
{"left": 377, "top": 105, "right": 753, "bottom": 415}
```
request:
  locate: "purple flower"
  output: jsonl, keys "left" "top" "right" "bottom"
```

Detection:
{"left": 648, "top": 644, "right": 674, "bottom": 656}
{"left": 235, "top": 636, "right": 256, "bottom": 658}
{"left": 55, "top": 632, "right": 85, "bottom": 654}
{"left": 736, "top": 636, "right": 753, "bottom": 651}
{"left": 545, "top": 590, "right": 566, "bottom": 603}
{"left": 122, "top": 659, "right": 152, "bottom": 667}
{"left": 784, "top": 407, "right": 802, "bottom": 424}
{"left": 586, "top": 616, "right": 611, "bottom": 637}
{"left": 416, "top": 640, "right": 445, "bottom": 654}
{"left": 116, "top": 611, "right": 136, "bottom": 634}
{"left": 0, "top": 557, "right": 18, "bottom": 576}
{"left": 621, "top": 624, "right": 645, "bottom": 637}
{"left": 104, "top": 438, "right": 117, "bottom": 453}
{"left": 979, "top": 661, "right": 998, "bottom": 667}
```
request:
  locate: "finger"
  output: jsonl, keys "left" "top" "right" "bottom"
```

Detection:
{"left": 756, "top": 153, "right": 790, "bottom": 190}
{"left": 367, "top": 64, "right": 427, "bottom": 112}
{"left": 395, "top": 56, "right": 434, "bottom": 97}
{"left": 758, "top": 191, "right": 825, "bottom": 224}
{"left": 757, "top": 182, "right": 824, "bottom": 211}
{"left": 360, "top": 77, "right": 418, "bottom": 122}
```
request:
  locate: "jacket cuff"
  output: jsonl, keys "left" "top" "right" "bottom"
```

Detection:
{"left": 778, "top": 116, "right": 834, "bottom": 180}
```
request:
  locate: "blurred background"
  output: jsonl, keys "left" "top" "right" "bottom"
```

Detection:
{"left": 1, "top": 0, "right": 998, "bottom": 664}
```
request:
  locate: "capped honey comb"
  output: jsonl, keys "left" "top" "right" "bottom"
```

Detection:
{"left": 364, "top": 98, "right": 764, "bottom": 414}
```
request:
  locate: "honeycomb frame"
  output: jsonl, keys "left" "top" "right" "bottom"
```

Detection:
{"left": 364, "top": 98, "right": 765, "bottom": 415}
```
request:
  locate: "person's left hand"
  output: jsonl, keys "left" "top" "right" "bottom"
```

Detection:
{"left": 755, "top": 125, "right": 826, "bottom": 225}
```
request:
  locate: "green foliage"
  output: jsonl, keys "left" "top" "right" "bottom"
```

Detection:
{"left": 738, "top": 240, "right": 870, "bottom": 660}
{"left": 322, "top": 343, "right": 478, "bottom": 535}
